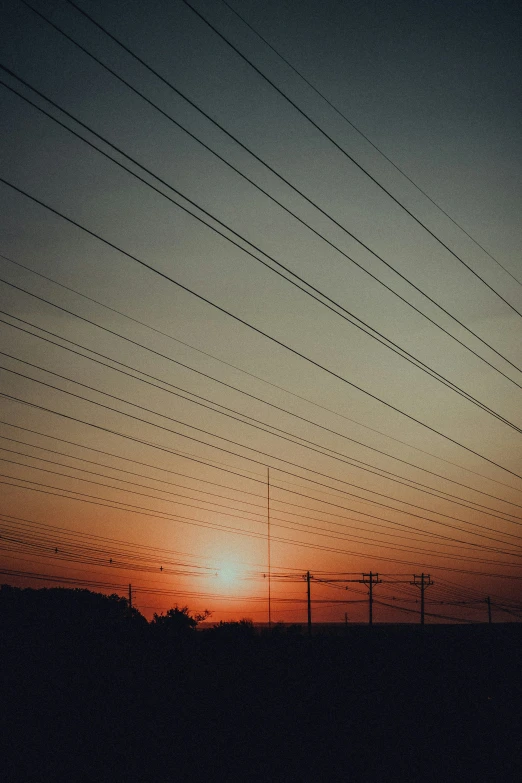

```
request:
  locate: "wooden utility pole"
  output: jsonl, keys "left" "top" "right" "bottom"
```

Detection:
{"left": 128, "top": 583, "right": 132, "bottom": 612}
{"left": 411, "top": 573, "right": 433, "bottom": 624}
{"left": 306, "top": 571, "right": 312, "bottom": 637}
{"left": 361, "top": 572, "right": 381, "bottom": 625}
{"left": 486, "top": 596, "right": 492, "bottom": 624}
{"left": 267, "top": 467, "right": 271, "bottom": 629}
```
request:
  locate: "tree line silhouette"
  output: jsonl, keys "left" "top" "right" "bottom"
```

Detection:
{"left": 1, "top": 584, "right": 520, "bottom": 781}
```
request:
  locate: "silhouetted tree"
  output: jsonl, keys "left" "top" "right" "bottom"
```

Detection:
{"left": 0, "top": 584, "right": 147, "bottom": 635}
{"left": 150, "top": 605, "right": 210, "bottom": 638}
{"left": 208, "top": 618, "right": 256, "bottom": 640}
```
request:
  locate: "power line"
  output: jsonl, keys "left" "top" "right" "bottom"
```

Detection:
{"left": 0, "top": 511, "right": 308, "bottom": 577}
{"left": 219, "top": 0, "right": 522, "bottom": 289}
{"left": 3, "top": 395, "right": 521, "bottom": 560}
{"left": 5, "top": 562, "right": 484, "bottom": 617}
{"left": 2, "top": 484, "right": 513, "bottom": 576}
{"left": 0, "top": 535, "right": 209, "bottom": 579}
{"left": 3, "top": 312, "right": 519, "bottom": 523}
{"left": 19, "top": 1, "right": 522, "bottom": 381}
{"left": 3, "top": 391, "right": 521, "bottom": 564}
{"left": 0, "top": 522, "right": 253, "bottom": 579}
{"left": 2, "top": 552, "right": 517, "bottom": 620}
{"left": 3, "top": 73, "right": 519, "bottom": 429}
{"left": 2, "top": 271, "right": 520, "bottom": 509}
{"left": 0, "top": 453, "right": 264, "bottom": 521}
{"left": 3, "top": 452, "right": 518, "bottom": 562}
{"left": 0, "top": 440, "right": 266, "bottom": 511}
{"left": 2, "top": 260, "right": 521, "bottom": 507}
{"left": 2, "top": 431, "right": 519, "bottom": 561}
{"left": 2, "top": 388, "right": 517, "bottom": 572}
{"left": 0, "top": 514, "right": 212, "bottom": 567}
{"left": 0, "top": 564, "right": 275, "bottom": 603}
{"left": 1, "top": 178, "right": 520, "bottom": 481}
{"left": 4, "top": 500, "right": 509, "bottom": 572}
{"left": 374, "top": 599, "right": 476, "bottom": 623}
{"left": 0, "top": 423, "right": 268, "bottom": 501}
{"left": 177, "top": 0, "right": 522, "bottom": 319}
{"left": 3, "top": 361, "right": 522, "bottom": 545}
{"left": 4, "top": 422, "right": 519, "bottom": 558}
{"left": 3, "top": 478, "right": 521, "bottom": 578}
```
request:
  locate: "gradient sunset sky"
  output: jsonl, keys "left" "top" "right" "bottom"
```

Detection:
{"left": 1, "top": 0, "right": 521, "bottom": 624}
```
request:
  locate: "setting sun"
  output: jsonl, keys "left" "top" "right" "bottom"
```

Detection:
{"left": 215, "top": 562, "right": 240, "bottom": 587}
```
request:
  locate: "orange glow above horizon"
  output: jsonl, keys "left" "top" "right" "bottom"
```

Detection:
{"left": 0, "top": 0, "right": 520, "bottom": 627}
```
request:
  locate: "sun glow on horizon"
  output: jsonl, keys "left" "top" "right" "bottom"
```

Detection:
{"left": 215, "top": 562, "right": 241, "bottom": 588}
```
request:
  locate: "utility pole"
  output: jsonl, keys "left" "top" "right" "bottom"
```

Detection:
{"left": 128, "top": 583, "right": 132, "bottom": 612}
{"left": 361, "top": 572, "right": 381, "bottom": 625}
{"left": 267, "top": 467, "right": 271, "bottom": 630}
{"left": 411, "top": 573, "right": 433, "bottom": 624}
{"left": 486, "top": 596, "right": 492, "bottom": 624}
{"left": 306, "top": 571, "right": 312, "bottom": 637}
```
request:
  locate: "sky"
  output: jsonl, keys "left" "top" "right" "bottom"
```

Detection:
{"left": 0, "top": 0, "right": 521, "bottom": 624}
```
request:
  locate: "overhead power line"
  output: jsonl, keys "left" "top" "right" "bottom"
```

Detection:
{"left": 0, "top": 564, "right": 276, "bottom": 603}
{"left": 2, "top": 425, "right": 520, "bottom": 562}
{"left": 219, "top": 0, "right": 522, "bottom": 289}
{"left": 3, "top": 422, "right": 519, "bottom": 560}
{"left": 4, "top": 466, "right": 513, "bottom": 565}
{"left": 0, "top": 453, "right": 264, "bottom": 522}
{"left": 0, "top": 512, "right": 248, "bottom": 571}
{"left": 2, "top": 313, "right": 520, "bottom": 523}
{"left": 3, "top": 253, "right": 521, "bottom": 504}
{"left": 3, "top": 477, "right": 521, "bottom": 577}
{"left": 0, "top": 512, "right": 323, "bottom": 579}
{"left": 19, "top": 2, "right": 522, "bottom": 382}
{"left": 3, "top": 430, "right": 520, "bottom": 557}
{"left": 2, "top": 73, "right": 519, "bottom": 432}
{"left": 2, "top": 555, "right": 518, "bottom": 621}
{"left": 2, "top": 365, "right": 521, "bottom": 548}
{"left": 374, "top": 599, "right": 476, "bottom": 623}
{"left": 1, "top": 176, "right": 520, "bottom": 481}
{"left": 4, "top": 447, "right": 514, "bottom": 559}
{"left": 0, "top": 441, "right": 267, "bottom": 513}
{"left": 177, "top": 0, "right": 522, "bottom": 319}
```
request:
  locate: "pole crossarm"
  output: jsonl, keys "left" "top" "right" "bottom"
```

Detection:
{"left": 410, "top": 573, "right": 434, "bottom": 588}
{"left": 410, "top": 573, "right": 434, "bottom": 624}
{"left": 303, "top": 571, "right": 313, "bottom": 636}
{"left": 359, "top": 571, "right": 382, "bottom": 625}
{"left": 360, "top": 572, "right": 383, "bottom": 587}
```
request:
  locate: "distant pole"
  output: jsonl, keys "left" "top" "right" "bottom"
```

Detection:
{"left": 306, "top": 571, "right": 312, "bottom": 637}
{"left": 267, "top": 467, "right": 271, "bottom": 629}
{"left": 361, "top": 572, "right": 381, "bottom": 625}
{"left": 486, "top": 596, "right": 492, "bottom": 624}
{"left": 345, "top": 611, "right": 348, "bottom": 627}
{"left": 128, "top": 583, "right": 132, "bottom": 610}
{"left": 411, "top": 574, "right": 433, "bottom": 624}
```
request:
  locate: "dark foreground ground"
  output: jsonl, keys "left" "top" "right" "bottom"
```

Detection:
{"left": 1, "top": 587, "right": 521, "bottom": 782}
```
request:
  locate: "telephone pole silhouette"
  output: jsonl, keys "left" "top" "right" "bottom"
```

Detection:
{"left": 267, "top": 467, "right": 271, "bottom": 630}
{"left": 305, "top": 571, "right": 312, "bottom": 637}
{"left": 360, "top": 572, "right": 381, "bottom": 625}
{"left": 411, "top": 573, "right": 433, "bottom": 624}
{"left": 486, "top": 596, "right": 492, "bottom": 624}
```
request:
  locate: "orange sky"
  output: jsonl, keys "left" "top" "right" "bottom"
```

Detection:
{"left": 0, "top": 0, "right": 521, "bottom": 625}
